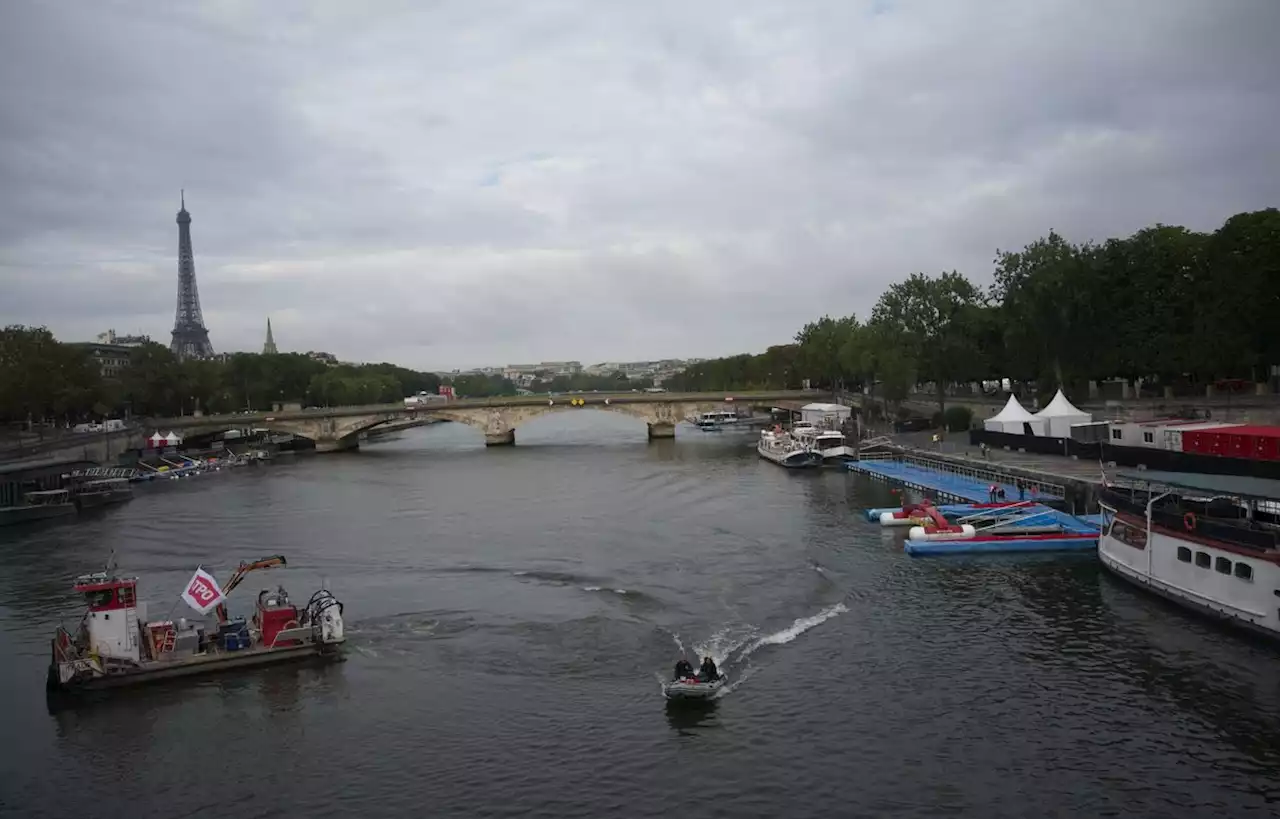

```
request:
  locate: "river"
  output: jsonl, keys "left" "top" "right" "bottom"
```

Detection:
{"left": 1, "top": 412, "right": 1279, "bottom": 818}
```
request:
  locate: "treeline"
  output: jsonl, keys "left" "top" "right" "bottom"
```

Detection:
{"left": 0, "top": 327, "right": 443, "bottom": 423}
{"left": 448, "top": 370, "right": 656, "bottom": 398}
{"left": 666, "top": 208, "right": 1280, "bottom": 409}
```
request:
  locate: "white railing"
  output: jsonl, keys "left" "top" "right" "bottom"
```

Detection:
{"left": 898, "top": 452, "right": 1067, "bottom": 499}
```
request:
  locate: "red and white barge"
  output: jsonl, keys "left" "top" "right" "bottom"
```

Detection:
{"left": 47, "top": 555, "right": 345, "bottom": 694}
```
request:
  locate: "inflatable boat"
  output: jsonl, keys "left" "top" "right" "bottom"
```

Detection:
{"left": 663, "top": 675, "right": 727, "bottom": 700}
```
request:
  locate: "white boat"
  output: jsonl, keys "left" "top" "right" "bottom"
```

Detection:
{"left": 691, "top": 409, "right": 741, "bottom": 430}
{"left": 1097, "top": 470, "right": 1280, "bottom": 640}
{"left": 791, "top": 425, "right": 855, "bottom": 465}
{"left": 757, "top": 428, "right": 823, "bottom": 469}
{"left": 663, "top": 674, "right": 728, "bottom": 700}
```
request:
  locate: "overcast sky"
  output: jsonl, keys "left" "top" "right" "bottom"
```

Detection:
{"left": 1, "top": 1, "right": 1277, "bottom": 370}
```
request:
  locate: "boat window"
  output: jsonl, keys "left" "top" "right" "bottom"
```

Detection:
{"left": 1176, "top": 547, "right": 1191, "bottom": 563}
{"left": 1142, "top": 432, "right": 1154, "bottom": 443}
{"left": 1215, "top": 557, "right": 1232, "bottom": 574}
{"left": 118, "top": 586, "right": 135, "bottom": 606}
{"left": 1234, "top": 562, "right": 1253, "bottom": 581}
{"left": 1111, "top": 429, "right": 1122, "bottom": 440}
{"left": 1110, "top": 520, "right": 1147, "bottom": 550}
{"left": 1194, "top": 551, "right": 1211, "bottom": 568}
{"left": 86, "top": 589, "right": 114, "bottom": 607}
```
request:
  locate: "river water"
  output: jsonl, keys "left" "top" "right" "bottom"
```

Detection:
{"left": 1, "top": 412, "right": 1279, "bottom": 818}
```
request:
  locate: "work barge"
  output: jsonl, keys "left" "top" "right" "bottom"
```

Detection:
{"left": 47, "top": 555, "right": 345, "bottom": 695}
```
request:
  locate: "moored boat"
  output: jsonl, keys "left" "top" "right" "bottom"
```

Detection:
{"left": 791, "top": 425, "right": 855, "bottom": 465}
{"left": 69, "top": 477, "right": 134, "bottom": 509}
{"left": 691, "top": 409, "right": 741, "bottom": 430}
{"left": 757, "top": 427, "right": 822, "bottom": 469}
{"left": 47, "top": 555, "right": 345, "bottom": 694}
{"left": 0, "top": 489, "right": 77, "bottom": 527}
{"left": 1097, "top": 469, "right": 1280, "bottom": 639}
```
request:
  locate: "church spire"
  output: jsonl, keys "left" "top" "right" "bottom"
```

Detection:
{"left": 262, "top": 317, "right": 278, "bottom": 355}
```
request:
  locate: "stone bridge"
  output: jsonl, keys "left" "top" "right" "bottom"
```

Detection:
{"left": 150, "top": 390, "right": 825, "bottom": 452}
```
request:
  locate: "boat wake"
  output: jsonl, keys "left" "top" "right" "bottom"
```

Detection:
{"left": 664, "top": 602, "right": 848, "bottom": 698}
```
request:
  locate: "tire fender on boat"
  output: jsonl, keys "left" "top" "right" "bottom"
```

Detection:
{"left": 1183, "top": 512, "right": 1196, "bottom": 532}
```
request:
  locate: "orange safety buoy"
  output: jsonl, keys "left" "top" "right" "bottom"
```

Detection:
{"left": 1183, "top": 512, "right": 1196, "bottom": 532}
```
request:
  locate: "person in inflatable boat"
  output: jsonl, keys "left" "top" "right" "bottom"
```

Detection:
{"left": 699, "top": 656, "right": 720, "bottom": 681}
{"left": 673, "top": 658, "right": 694, "bottom": 680}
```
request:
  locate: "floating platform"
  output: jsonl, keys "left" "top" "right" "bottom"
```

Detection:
{"left": 904, "top": 532, "right": 1099, "bottom": 556}
{"left": 849, "top": 458, "right": 1051, "bottom": 504}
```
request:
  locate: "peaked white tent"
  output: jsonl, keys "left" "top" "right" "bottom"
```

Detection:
{"left": 983, "top": 395, "right": 1047, "bottom": 435}
{"left": 1034, "top": 389, "right": 1092, "bottom": 438}
{"left": 148, "top": 431, "right": 166, "bottom": 448}
{"left": 163, "top": 431, "right": 183, "bottom": 446}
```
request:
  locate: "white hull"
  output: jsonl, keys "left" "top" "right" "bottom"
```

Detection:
{"left": 663, "top": 675, "right": 727, "bottom": 700}
{"left": 816, "top": 445, "right": 856, "bottom": 464}
{"left": 757, "top": 442, "right": 822, "bottom": 468}
{"left": 1098, "top": 505, "right": 1280, "bottom": 639}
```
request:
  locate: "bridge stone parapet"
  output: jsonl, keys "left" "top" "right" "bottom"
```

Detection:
{"left": 145, "top": 390, "right": 829, "bottom": 452}
{"left": 432, "top": 399, "right": 719, "bottom": 445}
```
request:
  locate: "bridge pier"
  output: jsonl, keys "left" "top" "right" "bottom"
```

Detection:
{"left": 485, "top": 429, "right": 515, "bottom": 447}
{"left": 315, "top": 435, "right": 359, "bottom": 453}
{"left": 647, "top": 422, "right": 676, "bottom": 440}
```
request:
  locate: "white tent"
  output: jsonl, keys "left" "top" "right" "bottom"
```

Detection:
{"left": 163, "top": 431, "right": 183, "bottom": 446}
{"left": 148, "top": 431, "right": 166, "bottom": 448}
{"left": 983, "top": 395, "right": 1047, "bottom": 435}
{"left": 1034, "top": 389, "right": 1092, "bottom": 438}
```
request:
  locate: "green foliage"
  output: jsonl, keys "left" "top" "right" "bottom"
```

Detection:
{"left": 448, "top": 373, "right": 517, "bottom": 398}
{"left": 0, "top": 327, "right": 445, "bottom": 422}
{"left": 528, "top": 372, "right": 655, "bottom": 394}
{"left": 662, "top": 208, "right": 1280, "bottom": 401}
{"left": 943, "top": 405, "right": 973, "bottom": 432}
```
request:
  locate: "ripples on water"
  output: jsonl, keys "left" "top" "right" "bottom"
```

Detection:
{"left": 1, "top": 412, "right": 1279, "bottom": 818}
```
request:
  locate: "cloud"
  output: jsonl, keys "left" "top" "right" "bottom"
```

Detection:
{"left": 1, "top": 0, "right": 1277, "bottom": 369}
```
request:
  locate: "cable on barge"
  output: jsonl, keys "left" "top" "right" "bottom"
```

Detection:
{"left": 47, "top": 555, "right": 345, "bottom": 694}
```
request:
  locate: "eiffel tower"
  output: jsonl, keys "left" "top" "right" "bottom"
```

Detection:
{"left": 169, "top": 191, "right": 215, "bottom": 359}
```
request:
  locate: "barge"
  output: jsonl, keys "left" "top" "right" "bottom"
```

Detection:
{"left": 48, "top": 555, "right": 345, "bottom": 694}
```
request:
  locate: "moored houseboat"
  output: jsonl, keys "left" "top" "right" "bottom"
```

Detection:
{"left": 0, "top": 489, "right": 77, "bottom": 527}
{"left": 69, "top": 477, "right": 134, "bottom": 509}
{"left": 757, "top": 427, "right": 822, "bottom": 469}
{"left": 1098, "top": 469, "right": 1280, "bottom": 639}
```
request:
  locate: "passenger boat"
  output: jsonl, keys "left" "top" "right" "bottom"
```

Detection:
{"left": 663, "top": 674, "right": 728, "bottom": 700}
{"left": 0, "top": 489, "right": 77, "bottom": 527}
{"left": 1097, "top": 469, "right": 1280, "bottom": 639}
{"left": 691, "top": 409, "right": 741, "bottom": 430}
{"left": 69, "top": 477, "right": 134, "bottom": 509}
{"left": 47, "top": 555, "right": 345, "bottom": 694}
{"left": 757, "top": 427, "right": 822, "bottom": 469}
{"left": 791, "top": 424, "right": 855, "bottom": 465}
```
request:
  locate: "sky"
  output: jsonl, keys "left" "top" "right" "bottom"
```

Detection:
{"left": 1, "top": 1, "right": 1278, "bottom": 371}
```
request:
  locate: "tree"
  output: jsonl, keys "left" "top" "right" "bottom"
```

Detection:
{"left": 870, "top": 271, "right": 982, "bottom": 410}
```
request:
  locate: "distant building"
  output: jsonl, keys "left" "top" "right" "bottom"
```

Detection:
{"left": 307, "top": 351, "right": 338, "bottom": 365}
{"left": 72, "top": 330, "right": 153, "bottom": 378}
{"left": 262, "top": 318, "right": 278, "bottom": 355}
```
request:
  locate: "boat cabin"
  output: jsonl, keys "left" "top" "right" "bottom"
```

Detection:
{"left": 73, "top": 572, "right": 144, "bottom": 662}
{"left": 694, "top": 410, "right": 740, "bottom": 427}
{"left": 25, "top": 489, "right": 72, "bottom": 506}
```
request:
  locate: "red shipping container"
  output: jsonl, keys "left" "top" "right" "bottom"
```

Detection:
{"left": 1182, "top": 425, "right": 1280, "bottom": 461}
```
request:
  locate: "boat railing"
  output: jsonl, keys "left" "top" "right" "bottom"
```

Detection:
{"left": 858, "top": 450, "right": 896, "bottom": 462}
